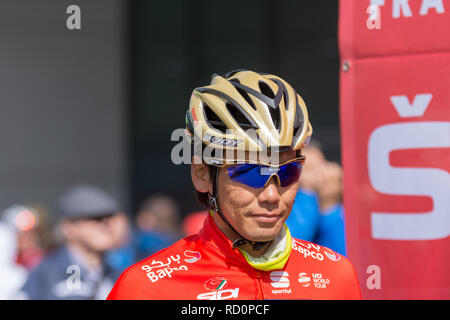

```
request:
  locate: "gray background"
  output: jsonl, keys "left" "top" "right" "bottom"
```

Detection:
{"left": 0, "top": 0, "right": 130, "bottom": 216}
{"left": 0, "top": 0, "right": 340, "bottom": 219}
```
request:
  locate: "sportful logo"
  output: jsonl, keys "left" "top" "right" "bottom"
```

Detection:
{"left": 270, "top": 271, "right": 290, "bottom": 288}
{"left": 270, "top": 271, "right": 292, "bottom": 295}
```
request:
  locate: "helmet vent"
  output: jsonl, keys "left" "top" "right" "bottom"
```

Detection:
{"left": 270, "top": 78, "right": 289, "bottom": 111}
{"left": 230, "top": 78, "right": 257, "bottom": 111}
{"left": 225, "top": 102, "right": 258, "bottom": 130}
{"left": 293, "top": 94, "right": 303, "bottom": 129}
{"left": 203, "top": 103, "right": 228, "bottom": 134}
{"left": 283, "top": 93, "right": 288, "bottom": 111}
{"left": 292, "top": 99, "right": 305, "bottom": 142}
{"left": 258, "top": 81, "right": 275, "bottom": 99}
{"left": 268, "top": 105, "right": 281, "bottom": 133}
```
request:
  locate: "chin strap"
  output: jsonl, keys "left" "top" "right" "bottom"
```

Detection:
{"left": 208, "top": 166, "right": 273, "bottom": 251}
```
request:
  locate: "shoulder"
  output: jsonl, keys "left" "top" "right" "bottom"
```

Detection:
{"left": 107, "top": 234, "right": 203, "bottom": 300}
{"left": 26, "top": 246, "right": 68, "bottom": 279}
{"left": 290, "top": 237, "right": 356, "bottom": 274}
{"left": 290, "top": 237, "right": 343, "bottom": 263}
{"left": 21, "top": 247, "right": 71, "bottom": 299}
{"left": 289, "top": 237, "right": 361, "bottom": 299}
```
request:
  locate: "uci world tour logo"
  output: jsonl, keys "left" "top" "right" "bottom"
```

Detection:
{"left": 298, "top": 272, "right": 311, "bottom": 287}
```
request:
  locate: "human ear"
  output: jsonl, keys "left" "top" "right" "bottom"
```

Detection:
{"left": 191, "top": 163, "right": 212, "bottom": 193}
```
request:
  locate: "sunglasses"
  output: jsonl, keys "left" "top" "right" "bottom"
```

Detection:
{"left": 227, "top": 157, "right": 305, "bottom": 189}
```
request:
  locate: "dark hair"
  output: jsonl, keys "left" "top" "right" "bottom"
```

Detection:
{"left": 195, "top": 190, "right": 210, "bottom": 208}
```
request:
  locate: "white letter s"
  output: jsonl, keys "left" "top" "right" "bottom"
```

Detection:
{"left": 368, "top": 121, "right": 450, "bottom": 240}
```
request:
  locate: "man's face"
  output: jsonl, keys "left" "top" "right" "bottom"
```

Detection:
{"left": 62, "top": 213, "right": 127, "bottom": 252}
{"left": 216, "top": 150, "right": 301, "bottom": 242}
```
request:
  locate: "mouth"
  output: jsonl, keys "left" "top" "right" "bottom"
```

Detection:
{"left": 250, "top": 213, "right": 282, "bottom": 224}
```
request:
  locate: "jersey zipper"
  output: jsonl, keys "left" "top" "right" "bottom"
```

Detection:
{"left": 256, "top": 271, "right": 264, "bottom": 300}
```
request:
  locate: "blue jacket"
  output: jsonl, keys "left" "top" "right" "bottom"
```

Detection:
{"left": 21, "top": 245, "right": 121, "bottom": 300}
{"left": 285, "top": 189, "right": 347, "bottom": 256}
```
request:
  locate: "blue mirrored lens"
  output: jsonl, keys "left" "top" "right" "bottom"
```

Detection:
{"left": 227, "top": 164, "right": 268, "bottom": 188}
{"left": 278, "top": 161, "right": 301, "bottom": 187}
{"left": 227, "top": 161, "right": 302, "bottom": 188}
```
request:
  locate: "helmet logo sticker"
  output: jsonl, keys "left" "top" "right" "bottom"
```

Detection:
{"left": 203, "top": 134, "right": 243, "bottom": 147}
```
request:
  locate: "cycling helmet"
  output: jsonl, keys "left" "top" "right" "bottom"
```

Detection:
{"left": 185, "top": 69, "right": 313, "bottom": 249}
{"left": 185, "top": 69, "right": 312, "bottom": 165}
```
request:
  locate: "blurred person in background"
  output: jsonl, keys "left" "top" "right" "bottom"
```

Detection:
{"left": 134, "top": 193, "right": 182, "bottom": 260}
{"left": 1, "top": 204, "right": 55, "bottom": 270}
{"left": 103, "top": 212, "right": 135, "bottom": 273}
{"left": 0, "top": 221, "right": 27, "bottom": 299}
{"left": 105, "top": 193, "right": 182, "bottom": 271}
{"left": 181, "top": 209, "right": 208, "bottom": 236}
{"left": 20, "top": 184, "right": 125, "bottom": 300}
{"left": 285, "top": 140, "right": 346, "bottom": 255}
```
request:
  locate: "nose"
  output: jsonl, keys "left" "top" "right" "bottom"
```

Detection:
{"left": 258, "top": 177, "right": 281, "bottom": 204}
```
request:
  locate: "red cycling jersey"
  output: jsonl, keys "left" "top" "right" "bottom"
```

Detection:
{"left": 107, "top": 214, "right": 361, "bottom": 300}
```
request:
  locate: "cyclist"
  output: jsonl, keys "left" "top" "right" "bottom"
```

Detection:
{"left": 107, "top": 69, "right": 361, "bottom": 300}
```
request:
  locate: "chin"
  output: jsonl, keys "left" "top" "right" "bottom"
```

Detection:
{"left": 246, "top": 226, "right": 282, "bottom": 243}
{"left": 90, "top": 243, "right": 115, "bottom": 252}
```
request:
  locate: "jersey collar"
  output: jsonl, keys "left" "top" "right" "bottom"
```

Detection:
{"left": 199, "top": 212, "right": 292, "bottom": 271}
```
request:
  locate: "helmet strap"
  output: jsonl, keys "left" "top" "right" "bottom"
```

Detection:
{"left": 208, "top": 166, "right": 272, "bottom": 251}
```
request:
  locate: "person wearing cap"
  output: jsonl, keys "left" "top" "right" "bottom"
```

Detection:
{"left": 20, "top": 185, "right": 125, "bottom": 300}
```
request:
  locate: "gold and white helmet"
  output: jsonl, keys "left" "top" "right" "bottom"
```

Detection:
{"left": 185, "top": 69, "right": 312, "bottom": 164}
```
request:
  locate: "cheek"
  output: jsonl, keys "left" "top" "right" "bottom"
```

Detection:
{"left": 221, "top": 183, "right": 255, "bottom": 211}
{"left": 78, "top": 223, "right": 110, "bottom": 242}
{"left": 85, "top": 229, "right": 116, "bottom": 250}
{"left": 218, "top": 169, "right": 257, "bottom": 215}
{"left": 77, "top": 224, "right": 100, "bottom": 240}
{"left": 281, "top": 182, "right": 300, "bottom": 210}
